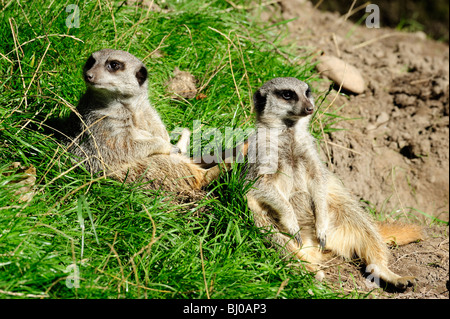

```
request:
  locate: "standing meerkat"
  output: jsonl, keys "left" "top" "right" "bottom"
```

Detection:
{"left": 66, "top": 49, "right": 231, "bottom": 192}
{"left": 246, "top": 77, "right": 423, "bottom": 289}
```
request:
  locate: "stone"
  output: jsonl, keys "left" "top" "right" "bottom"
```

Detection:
{"left": 166, "top": 67, "right": 198, "bottom": 99}
{"left": 316, "top": 55, "right": 366, "bottom": 94}
{"left": 376, "top": 111, "right": 390, "bottom": 124}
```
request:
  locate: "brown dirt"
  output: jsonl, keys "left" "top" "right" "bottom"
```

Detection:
{"left": 259, "top": 0, "right": 449, "bottom": 298}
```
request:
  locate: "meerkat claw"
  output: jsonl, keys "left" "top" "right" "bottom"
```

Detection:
{"left": 318, "top": 236, "right": 326, "bottom": 251}
{"left": 294, "top": 233, "right": 303, "bottom": 247}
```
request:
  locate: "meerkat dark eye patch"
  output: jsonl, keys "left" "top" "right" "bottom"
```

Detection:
{"left": 84, "top": 56, "right": 96, "bottom": 71}
{"left": 253, "top": 90, "right": 267, "bottom": 113}
{"left": 106, "top": 60, "right": 124, "bottom": 72}
{"left": 136, "top": 66, "right": 148, "bottom": 86}
{"left": 276, "top": 90, "right": 298, "bottom": 101}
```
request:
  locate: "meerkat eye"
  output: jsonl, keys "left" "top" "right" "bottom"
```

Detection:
{"left": 106, "top": 60, "right": 124, "bottom": 72}
{"left": 279, "top": 90, "right": 296, "bottom": 101}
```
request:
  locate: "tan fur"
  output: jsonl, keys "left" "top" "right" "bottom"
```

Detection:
{"left": 246, "top": 77, "right": 423, "bottom": 289}
{"left": 377, "top": 222, "right": 424, "bottom": 246}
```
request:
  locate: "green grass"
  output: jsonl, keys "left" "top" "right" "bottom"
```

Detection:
{"left": 0, "top": 0, "right": 351, "bottom": 299}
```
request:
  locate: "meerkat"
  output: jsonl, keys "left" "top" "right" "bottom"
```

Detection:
{"left": 245, "top": 77, "right": 423, "bottom": 289}
{"left": 66, "top": 49, "right": 238, "bottom": 193}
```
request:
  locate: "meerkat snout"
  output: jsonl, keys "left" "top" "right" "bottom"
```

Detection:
{"left": 303, "top": 86, "right": 314, "bottom": 114}
{"left": 84, "top": 71, "right": 95, "bottom": 84}
{"left": 303, "top": 99, "right": 314, "bottom": 115}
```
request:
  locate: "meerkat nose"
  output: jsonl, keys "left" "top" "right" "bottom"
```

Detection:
{"left": 85, "top": 72, "right": 95, "bottom": 83}
{"left": 305, "top": 105, "right": 314, "bottom": 114}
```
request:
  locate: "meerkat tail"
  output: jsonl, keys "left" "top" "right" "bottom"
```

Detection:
{"left": 324, "top": 189, "right": 418, "bottom": 288}
{"left": 377, "top": 222, "right": 424, "bottom": 246}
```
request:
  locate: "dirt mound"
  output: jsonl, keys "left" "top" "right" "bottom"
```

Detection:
{"left": 260, "top": 0, "right": 449, "bottom": 298}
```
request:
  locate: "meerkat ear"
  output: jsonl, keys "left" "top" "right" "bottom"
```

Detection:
{"left": 253, "top": 89, "right": 267, "bottom": 113}
{"left": 136, "top": 66, "right": 148, "bottom": 86}
{"left": 84, "top": 55, "right": 96, "bottom": 72}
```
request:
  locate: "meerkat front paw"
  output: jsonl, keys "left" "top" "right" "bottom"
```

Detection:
{"left": 180, "top": 128, "right": 191, "bottom": 138}
{"left": 294, "top": 232, "right": 303, "bottom": 247}
{"left": 175, "top": 128, "right": 191, "bottom": 155}
{"left": 317, "top": 232, "right": 326, "bottom": 251}
{"left": 288, "top": 225, "right": 303, "bottom": 247}
{"left": 280, "top": 211, "right": 303, "bottom": 247}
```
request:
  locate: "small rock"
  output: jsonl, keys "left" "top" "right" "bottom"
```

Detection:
{"left": 373, "top": 50, "right": 385, "bottom": 59}
{"left": 388, "top": 141, "right": 398, "bottom": 149}
{"left": 427, "top": 174, "right": 436, "bottom": 183}
{"left": 166, "top": 67, "right": 198, "bottom": 99}
{"left": 393, "top": 93, "right": 416, "bottom": 108}
{"left": 401, "top": 132, "right": 411, "bottom": 140}
{"left": 414, "top": 31, "right": 427, "bottom": 40}
{"left": 398, "top": 139, "right": 408, "bottom": 149}
{"left": 314, "top": 270, "right": 325, "bottom": 282}
{"left": 316, "top": 55, "right": 365, "bottom": 94}
{"left": 376, "top": 112, "right": 390, "bottom": 124}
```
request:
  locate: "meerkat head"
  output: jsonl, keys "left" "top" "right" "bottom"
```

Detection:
{"left": 83, "top": 49, "right": 148, "bottom": 97}
{"left": 253, "top": 77, "right": 314, "bottom": 127}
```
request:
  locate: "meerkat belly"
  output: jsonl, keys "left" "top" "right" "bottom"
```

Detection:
{"left": 292, "top": 160, "right": 308, "bottom": 192}
{"left": 132, "top": 108, "right": 170, "bottom": 142}
{"left": 274, "top": 160, "right": 295, "bottom": 198}
{"left": 290, "top": 160, "right": 315, "bottom": 220}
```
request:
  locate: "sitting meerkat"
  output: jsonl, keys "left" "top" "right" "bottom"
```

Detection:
{"left": 245, "top": 77, "right": 423, "bottom": 289}
{"left": 66, "top": 49, "right": 238, "bottom": 192}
